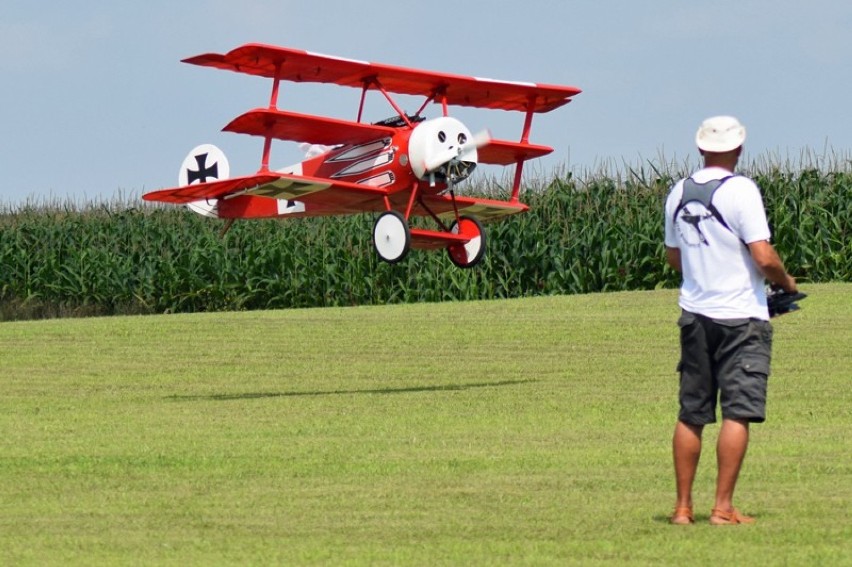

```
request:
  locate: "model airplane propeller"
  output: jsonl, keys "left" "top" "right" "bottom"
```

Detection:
{"left": 143, "top": 43, "right": 581, "bottom": 267}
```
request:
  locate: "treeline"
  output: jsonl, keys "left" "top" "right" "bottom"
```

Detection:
{"left": 1, "top": 165, "right": 848, "bottom": 320}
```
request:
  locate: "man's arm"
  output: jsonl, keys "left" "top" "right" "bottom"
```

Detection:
{"left": 748, "top": 240, "right": 797, "bottom": 292}
{"left": 666, "top": 246, "right": 682, "bottom": 273}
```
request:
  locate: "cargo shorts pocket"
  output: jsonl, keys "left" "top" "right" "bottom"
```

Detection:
{"left": 725, "top": 352, "right": 770, "bottom": 422}
{"left": 741, "top": 353, "right": 770, "bottom": 378}
{"left": 677, "top": 311, "right": 697, "bottom": 328}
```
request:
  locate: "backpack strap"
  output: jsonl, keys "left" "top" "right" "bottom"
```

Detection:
{"left": 673, "top": 175, "right": 747, "bottom": 247}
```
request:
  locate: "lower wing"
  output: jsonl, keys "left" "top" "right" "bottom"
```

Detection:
{"left": 143, "top": 174, "right": 527, "bottom": 221}
{"left": 143, "top": 172, "right": 389, "bottom": 214}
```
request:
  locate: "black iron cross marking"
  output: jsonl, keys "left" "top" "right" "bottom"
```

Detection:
{"left": 187, "top": 153, "right": 218, "bottom": 184}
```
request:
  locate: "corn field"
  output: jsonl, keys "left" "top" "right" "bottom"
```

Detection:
{"left": 1, "top": 162, "right": 849, "bottom": 320}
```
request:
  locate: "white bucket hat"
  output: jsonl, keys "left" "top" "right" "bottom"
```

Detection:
{"left": 695, "top": 115, "right": 746, "bottom": 153}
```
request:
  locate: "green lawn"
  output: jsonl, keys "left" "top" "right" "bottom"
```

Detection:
{"left": 1, "top": 284, "right": 850, "bottom": 565}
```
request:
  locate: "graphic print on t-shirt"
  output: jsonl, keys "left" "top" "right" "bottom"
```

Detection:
{"left": 677, "top": 205, "right": 715, "bottom": 247}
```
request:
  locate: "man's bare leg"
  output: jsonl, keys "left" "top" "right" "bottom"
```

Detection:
{"left": 672, "top": 420, "right": 703, "bottom": 523}
{"left": 711, "top": 418, "right": 755, "bottom": 524}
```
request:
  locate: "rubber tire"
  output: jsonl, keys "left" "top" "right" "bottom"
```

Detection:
{"left": 373, "top": 210, "right": 411, "bottom": 264}
{"left": 447, "top": 215, "right": 486, "bottom": 268}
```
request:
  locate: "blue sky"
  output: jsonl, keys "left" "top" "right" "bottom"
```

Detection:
{"left": 2, "top": 0, "right": 850, "bottom": 204}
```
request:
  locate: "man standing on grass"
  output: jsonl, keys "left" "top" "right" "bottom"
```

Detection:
{"left": 663, "top": 116, "right": 798, "bottom": 525}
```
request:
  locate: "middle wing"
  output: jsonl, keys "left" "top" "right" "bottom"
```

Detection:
{"left": 224, "top": 109, "right": 398, "bottom": 145}
{"left": 478, "top": 139, "right": 554, "bottom": 165}
{"left": 224, "top": 108, "right": 554, "bottom": 165}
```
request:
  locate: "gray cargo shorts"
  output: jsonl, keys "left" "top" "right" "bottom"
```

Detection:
{"left": 677, "top": 310, "right": 773, "bottom": 425}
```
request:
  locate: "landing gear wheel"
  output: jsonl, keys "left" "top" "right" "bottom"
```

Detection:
{"left": 447, "top": 215, "right": 486, "bottom": 268}
{"left": 373, "top": 211, "right": 411, "bottom": 264}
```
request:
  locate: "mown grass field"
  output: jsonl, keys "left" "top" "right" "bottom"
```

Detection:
{"left": 1, "top": 284, "right": 850, "bottom": 565}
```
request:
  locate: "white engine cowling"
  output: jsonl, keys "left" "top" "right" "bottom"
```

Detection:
{"left": 408, "top": 116, "right": 479, "bottom": 183}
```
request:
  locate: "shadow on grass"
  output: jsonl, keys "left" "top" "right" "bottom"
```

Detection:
{"left": 166, "top": 379, "right": 537, "bottom": 402}
{"left": 652, "top": 512, "right": 764, "bottom": 525}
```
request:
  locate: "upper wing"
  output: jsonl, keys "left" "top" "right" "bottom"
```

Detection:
{"left": 184, "top": 43, "right": 581, "bottom": 113}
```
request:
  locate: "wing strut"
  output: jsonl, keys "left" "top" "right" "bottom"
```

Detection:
{"left": 260, "top": 62, "right": 283, "bottom": 172}
{"left": 268, "top": 64, "right": 282, "bottom": 109}
{"left": 434, "top": 88, "right": 449, "bottom": 116}
{"left": 404, "top": 182, "right": 420, "bottom": 220}
{"left": 416, "top": 194, "right": 452, "bottom": 233}
{"left": 510, "top": 95, "right": 538, "bottom": 202}
{"left": 357, "top": 82, "right": 368, "bottom": 123}
{"left": 414, "top": 91, "right": 437, "bottom": 118}
{"left": 369, "top": 78, "right": 413, "bottom": 127}
{"left": 415, "top": 176, "right": 462, "bottom": 233}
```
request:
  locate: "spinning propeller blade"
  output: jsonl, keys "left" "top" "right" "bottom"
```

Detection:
{"left": 423, "top": 129, "right": 491, "bottom": 173}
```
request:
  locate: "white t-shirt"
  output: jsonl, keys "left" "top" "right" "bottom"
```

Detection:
{"left": 664, "top": 167, "right": 771, "bottom": 320}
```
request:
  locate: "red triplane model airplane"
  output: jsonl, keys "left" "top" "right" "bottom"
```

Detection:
{"left": 143, "top": 43, "right": 581, "bottom": 267}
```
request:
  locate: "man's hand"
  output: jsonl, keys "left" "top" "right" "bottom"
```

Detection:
{"left": 767, "top": 285, "right": 807, "bottom": 317}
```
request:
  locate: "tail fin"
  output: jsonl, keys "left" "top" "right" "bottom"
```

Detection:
{"left": 179, "top": 144, "right": 230, "bottom": 218}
